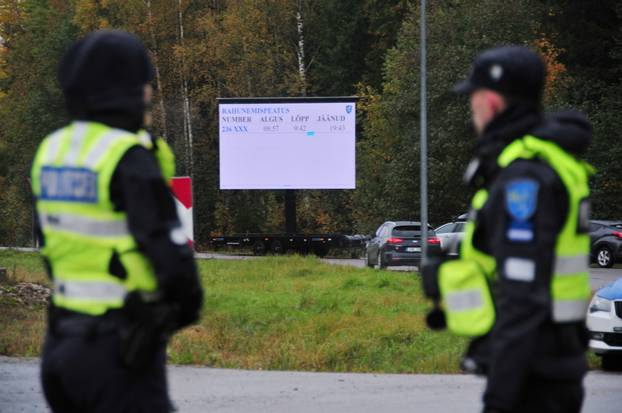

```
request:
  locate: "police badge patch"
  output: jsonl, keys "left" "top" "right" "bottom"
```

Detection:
{"left": 505, "top": 179, "right": 539, "bottom": 242}
{"left": 40, "top": 166, "right": 98, "bottom": 203}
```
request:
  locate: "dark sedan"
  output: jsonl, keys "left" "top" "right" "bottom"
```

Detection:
{"left": 590, "top": 220, "right": 622, "bottom": 268}
{"left": 365, "top": 221, "right": 441, "bottom": 269}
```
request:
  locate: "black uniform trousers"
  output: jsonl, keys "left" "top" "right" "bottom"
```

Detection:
{"left": 509, "top": 376, "right": 584, "bottom": 413}
{"left": 41, "top": 322, "right": 172, "bottom": 413}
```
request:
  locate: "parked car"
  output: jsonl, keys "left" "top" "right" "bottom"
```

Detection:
{"left": 589, "top": 220, "right": 622, "bottom": 268}
{"left": 587, "top": 277, "right": 622, "bottom": 370}
{"left": 435, "top": 214, "right": 468, "bottom": 255}
{"left": 365, "top": 221, "right": 441, "bottom": 269}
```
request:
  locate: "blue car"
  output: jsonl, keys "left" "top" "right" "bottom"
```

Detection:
{"left": 587, "top": 277, "right": 622, "bottom": 370}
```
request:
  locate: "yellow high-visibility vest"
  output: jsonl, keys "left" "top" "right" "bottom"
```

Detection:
{"left": 438, "top": 135, "right": 592, "bottom": 336}
{"left": 31, "top": 121, "right": 158, "bottom": 315}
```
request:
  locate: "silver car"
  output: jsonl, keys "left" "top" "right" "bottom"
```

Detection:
{"left": 435, "top": 217, "right": 467, "bottom": 255}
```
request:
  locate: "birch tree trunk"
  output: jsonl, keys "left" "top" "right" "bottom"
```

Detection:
{"left": 145, "top": 0, "right": 168, "bottom": 139}
{"left": 178, "top": 0, "right": 194, "bottom": 176}
{"left": 292, "top": 0, "right": 309, "bottom": 232}
{"left": 296, "top": 0, "right": 308, "bottom": 97}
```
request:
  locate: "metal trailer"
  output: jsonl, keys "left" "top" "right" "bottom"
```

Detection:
{"left": 209, "top": 233, "right": 369, "bottom": 258}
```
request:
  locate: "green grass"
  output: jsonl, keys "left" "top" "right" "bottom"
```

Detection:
{"left": 0, "top": 249, "right": 50, "bottom": 285}
{"left": 0, "top": 250, "right": 49, "bottom": 356}
{"left": 169, "top": 255, "right": 466, "bottom": 372}
{"left": 2, "top": 250, "right": 599, "bottom": 373}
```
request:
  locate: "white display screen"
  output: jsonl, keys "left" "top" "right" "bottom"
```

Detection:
{"left": 218, "top": 99, "right": 356, "bottom": 189}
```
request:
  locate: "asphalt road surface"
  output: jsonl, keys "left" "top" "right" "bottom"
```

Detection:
{"left": 2, "top": 357, "right": 621, "bottom": 413}
{"left": 320, "top": 257, "right": 622, "bottom": 291}
{"left": 588, "top": 267, "right": 622, "bottom": 290}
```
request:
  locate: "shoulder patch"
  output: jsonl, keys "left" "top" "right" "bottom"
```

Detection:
{"left": 505, "top": 179, "right": 539, "bottom": 222}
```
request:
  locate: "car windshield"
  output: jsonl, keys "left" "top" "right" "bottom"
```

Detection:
{"left": 392, "top": 226, "right": 423, "bottom": 237}
{"left": 608, "top": 223, "right": 622, "bottom": 230}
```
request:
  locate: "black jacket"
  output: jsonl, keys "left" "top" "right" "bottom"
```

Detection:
{"left": 467, "top": 105, "right": 591, "bottom": 410}
{"left": 110, "top": 144, "right": 203, "bottom": 330}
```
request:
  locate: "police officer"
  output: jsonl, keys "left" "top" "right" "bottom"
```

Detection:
{"left": 423, "top": 46, "right": 591, "bottom": 412}
{"left": 32, "top": 30, "right": 203, "bottom": 412}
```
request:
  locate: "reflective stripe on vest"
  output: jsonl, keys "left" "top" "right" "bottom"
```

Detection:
{"left": 44, "top": 128, "right": 68, "bottom": 164}
{"left": 38, "top": 212, "right": 129, "bottom": 238}
{"left": 555, "top": 255, "right": 589, "bottom": 276}
{"left": 83, "top": 129, "right": 133, "bottom": 168}
{"left": 64, "top": 122, "right": 89, "bottom": 165}
{"left": 54, "top": 279, "right": 127, "bottom": 301}
{"left": 445, "top": 289, "right": 483, "bottom": 312}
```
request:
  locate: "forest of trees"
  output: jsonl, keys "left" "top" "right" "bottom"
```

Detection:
{"left": 1, "top": 0, "right": 622, "bottom": 247}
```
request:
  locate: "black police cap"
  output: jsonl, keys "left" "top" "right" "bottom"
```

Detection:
{"left": 453, "top": 46, "right": 546, "bottom": 103}
{"left": 58, "top": 30, "right": 155, "bottom": 118}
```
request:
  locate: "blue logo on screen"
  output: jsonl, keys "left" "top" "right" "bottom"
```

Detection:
{"left": 307, "top": 131, "right": 316, "bottom": 136}
{"left": 346, "top": 105, "right": 353, "bottom": 114}
{"left": 40, "top": 166, "right": 98, "bottom": 203}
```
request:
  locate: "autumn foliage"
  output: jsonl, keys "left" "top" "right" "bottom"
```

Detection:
{"left": 1, "top": 1, "right": 621, "bottom": 246}
{"left": 533, "top": 36, "right": 568, "bottom": 102}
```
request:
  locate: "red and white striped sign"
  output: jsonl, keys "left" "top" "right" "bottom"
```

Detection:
{"left": 171, "top": 176, "right": 194, "bottom": 247}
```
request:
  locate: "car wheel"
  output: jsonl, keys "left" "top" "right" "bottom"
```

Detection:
{"left": 596, "top": 246, "right": 614, "bottom": 268}
{"left": 313, "top": 245, "right": 329, "bottom": 258}
{"left": 378, "top": 251, "right": 387, "bottom": 269}
{"left": 365, "top": 251, "right": 374, "bottom": 268}
{"left": 253, "top": 241, "right": 266, "bottom": 256}
{"left": 271, "top": 240, "right": 284, "bottom": 255}
{"left": 602, "top": 353, "right": 622, "bottom": 371}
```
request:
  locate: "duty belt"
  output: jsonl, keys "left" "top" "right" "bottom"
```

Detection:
{"left": 51, "top": 315, "right": 122, "bottom": 337}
